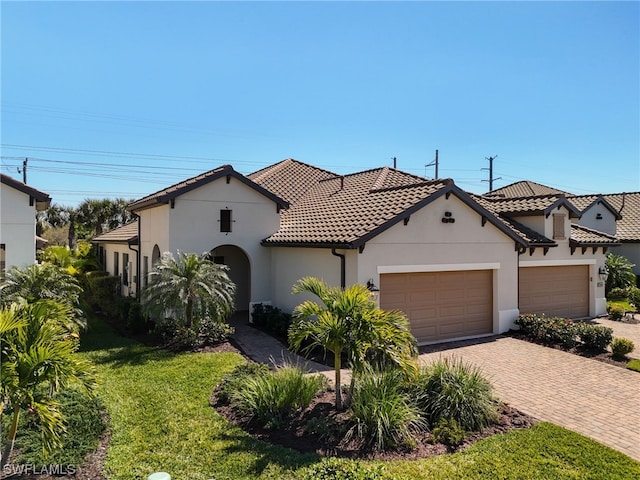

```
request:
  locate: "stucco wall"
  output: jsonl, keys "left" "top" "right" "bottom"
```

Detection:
{"left": 0, "top": 183, "right": 37, "bottom": 269}
{"left": 578, "top": 203, "right": 617, "bottom": 236}
{"left": 102, "top": 243, "right": 137, "bottom": 297}
{"left": 360, "top": 194, "right": 520, "bottom": 334}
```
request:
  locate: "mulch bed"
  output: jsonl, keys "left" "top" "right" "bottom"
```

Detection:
{"left": 210, "top": 388, "right": 538, "bottom": 461}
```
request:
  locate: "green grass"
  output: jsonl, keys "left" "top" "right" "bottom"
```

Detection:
{"left": 78, "top": 315, "right": 640, "bottom": 480}
{"left": 627, "top": 359, "right": 640, "bottom": 372}
{"left": 607, "top": 299, "right": 636, "bottom": 313}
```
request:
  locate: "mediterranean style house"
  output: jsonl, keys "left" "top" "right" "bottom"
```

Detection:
{"left": 0, "top": 174, "right": 51, "bottom": 277}
{"left": 93, "top": 160, "right": 620, "bottom": 344}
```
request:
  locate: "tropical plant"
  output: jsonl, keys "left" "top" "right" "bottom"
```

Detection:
{"left": 289, "top": 277, "right": 418, "bottom": 410}
{"left": 141, "top": 251, "right": 236, "bottom": 329}
{"left": 605, "top": 253, "right": 636, "bottom": 295}
{"left": 0, "top": 301, "right": 95, "bottom": 469}
{"left": 0, "top": 263, "right": 85, "bottom": 331}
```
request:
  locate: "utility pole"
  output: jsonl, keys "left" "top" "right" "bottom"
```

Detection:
{"left": 22, "top": 158, "right": 28, "bottom": 184}
{"left": 392, "top": 156, "right": 397, "bottom": 169}
{"left": 426, "top": 149, "right": 439, "bottom": 179}
{"left": 481, "top": 155, "right": 501, "bottom": 192}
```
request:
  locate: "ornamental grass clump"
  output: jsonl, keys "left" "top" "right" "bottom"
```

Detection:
{"left": 413, "top": 357, "right": 498, "bottom": 432}
{"left": 346, "top": 368, "right": 426, "bottom": 450}
{"left": 230, "top": 363, "right": 328, "bottom": 429}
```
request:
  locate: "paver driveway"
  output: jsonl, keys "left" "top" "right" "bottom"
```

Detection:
{"left": 418, "top": 336, "right": 640, "bottom": 461}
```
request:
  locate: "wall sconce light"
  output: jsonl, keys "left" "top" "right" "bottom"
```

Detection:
{"left": 598, "top": 266, "right": 609, "bottom": 281}
{"left": 366, "top": 279, "right": 379, "bottom": 292}
{"left": 441, "top": 211, "right": 455, "bottom": 223}
{"left": 595, "top": 213, "right": 603, "bottom": 220}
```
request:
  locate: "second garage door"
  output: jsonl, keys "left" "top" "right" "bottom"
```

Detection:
{"left": 519, "top": 265, "right": 589, "bottom": 318}
{"left": 380, "top": 270, "right": 493, "bottom": 344}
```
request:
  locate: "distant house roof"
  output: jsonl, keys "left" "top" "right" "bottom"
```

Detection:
{"left": 484, "top": 180, "right": 571, "bottom": 198}
{"left": 127, "top": 164, "right": 289, "bottom": 212}
{"left": 1, "top": 174, "right": 51, "bottom": 211}
{"left": 567, "top": 194, "right": 622, "bottom": 220}
{"left": 92, "top": 220, "right": 139, "bottom": 244}
{"left": 569, "top": 192, "right": 640, "bottom": 242}
{"left": 262, "top": 166, "right": 527, "bottom": 249}
{"left": 479, "top": 194, "right": 581, "bottom": 218}
{"left": 570, "top": 224, "right": 620, "bottom": 247}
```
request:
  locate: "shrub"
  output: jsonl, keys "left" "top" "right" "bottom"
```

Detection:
{"left": 197, "top": 316, "right": 235, "bottom": 346}
{"left": 545, "top": 317, "right": 578, "bottom": 348}
{"left": 216, "top": 362, "right": 270, "bottom": 404}
{"left": 14, "top": 388, "right": 106, "bottom": 467}
{"left": 431, "top": 418, "right": 466, "bottom": 447}
{"left": 346, "top": 368, "right": 425, "bottom": 450}
{"left": 578, "top": 323, "right": 613, "bottom": 351}
{"left": 413, "top": 357, "right": 498, "bottom": 432}
{"left": 155, "top": 316, "right": 234, "bottom": 350}
{"left": 607, "top": 287, "right": 628, "bottom": 300}
{"left": 628, "top": 287, "right": 640, "bottom": 310}
{"left": 85, "top": 272, "right": 120, "bottom": 316}
{"left": 611, "top": 337, "right": 635, "bottom": 359}
{"left": 230, "top": 364, "right": 327, "bottom": 428}
{"left": 299, "top": 457, "right": 398, "bottom": 480}
{"left": 627, "top": 359, "right": 640, "bottom": 372}
{"left": 608, "top": 305, "right": 626, "bottom": 321}
{"left": 251, "top": 303, "right": 292, "bottom": 338}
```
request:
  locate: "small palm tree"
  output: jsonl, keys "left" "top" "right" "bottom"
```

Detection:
{"left": 605, "top": 252, "right": 636, "bottom": 295}
{"left": 289, "top": 277, "right": 418, "bottom": 410}
{"left": 141, "top": 251, "right": 236, "bottom": 329}
{"left": 0, "top": 301, "right": 95, "bottom": 469}
{"left": 0, "top": 264, "right": 85, "bottom": 331}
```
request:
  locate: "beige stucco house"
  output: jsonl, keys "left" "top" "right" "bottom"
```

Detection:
{"left": 0, "top": 174, "right": 51, "bottom": 277}
{"left": 93, "top": 161, "right": 618, "bottom": 345}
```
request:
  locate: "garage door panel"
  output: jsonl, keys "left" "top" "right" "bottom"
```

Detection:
{"left": 519, "top": 266, "right": 589, "bottom": 318}
{"left": 380, "top": 270, "right": 493, "bottom": 343}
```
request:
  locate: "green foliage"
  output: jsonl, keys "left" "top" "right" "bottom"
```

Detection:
{"left": 156, "top": 315, "right": 234, "bottom": 351}
{"left": 229, "top": 364, "right": 328, "bottom": 429}
{"left": 605, "top": 252, "right": 636, "bottom": 295}
{"left": 607, "top": 304, "right": 626, "bottom": 320}
{"left": 515, "top": 314, "right": 579, "bottom": 348}
{"left": 142, "top": 251, "right": 236, "bottom": 329}
{"left": 299, "top": 457, "right": 398, "bottom": 480}
{"left": 610, "top": 337, "right": 635, "bottom": 359}
{"left": 577, "top": 323, "right": 613, "bottom": 351}
{"left": 289, "top": 277, "right": 417, "bottom": 410}
{"left": 13, "top": 388, "right": 106, "bottom": 467}
{"left": 626, "top": 359, "right": 640, "bottom": 372}
{"left": 216, "top": 362, "right": 270, "bottom": 404}
{"left": 431, "top": 418, "right": 466, "bottom": 447}
{"left": 346, "top": 368, "right": 425, "bottom": 450}
{"left": 84, "top": 271, "right": 120, "bottom": 316}
{"left": 251, "top": 303, "right": 292, "bottom": 338}
{"left": 607, "top": 287, "right": 628, "bottom": 300}
{"left": 413, "top": 357, "right": 498, "bottom": 432}
{"left": 628, "top": 287, "right": 640, "bottom": 309}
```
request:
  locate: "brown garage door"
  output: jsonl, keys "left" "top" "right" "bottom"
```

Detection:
{"left": 380, "top": 270, "right": 493, "bottom": 344}
{"left": 519, "top": 265, "right": 589, "bottom": 318}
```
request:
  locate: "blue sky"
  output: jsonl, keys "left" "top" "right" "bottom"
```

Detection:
{"left": 1, "top": 1, "right": 638, "bottom": 207}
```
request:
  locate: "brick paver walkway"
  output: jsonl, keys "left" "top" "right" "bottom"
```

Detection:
{"left": 418, "top": 336, "right": 640, "bottom": 461}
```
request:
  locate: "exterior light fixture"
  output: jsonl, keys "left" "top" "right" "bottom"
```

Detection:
{"left": 596, "top": 213, "right": 603, "bottom": 220}
{"left": 598, "top": 266, "right": 609, "bottom": 281}
{"left": 441, "top": 211, "right": 455, "bottom": 223}
{"left": 366, "top": 279, "right": 379, "bottom": 292}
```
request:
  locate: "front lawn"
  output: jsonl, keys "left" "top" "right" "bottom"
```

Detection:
{"left": 78, "top": 316, "right": 640, "bottom": 480}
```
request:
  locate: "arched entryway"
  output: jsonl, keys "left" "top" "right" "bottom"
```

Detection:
{"left": 209, "top": 245, "right": 250, "bottom": 312}
{"left": 152, "top": 244, "right": 161, "bottom": 265}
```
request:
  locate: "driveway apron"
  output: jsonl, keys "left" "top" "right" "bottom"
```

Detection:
{"left": 418, "top": 336, "right": 640, "bottom": 461}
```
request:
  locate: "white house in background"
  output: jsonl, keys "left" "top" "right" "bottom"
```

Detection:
{"left": 93, "top": 160, "right": 618, "bottom": 345}
{"left": 0, "top": 174, "right": 51, "bottom": 276}
{"left": 92, "top": 221, "right": 139, "bottom": 297}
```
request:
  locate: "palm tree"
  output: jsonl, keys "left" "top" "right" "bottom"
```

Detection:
{"left": 605, "top": 252, "right": 637, "bottom": 295}
{"left": 288, "top": 277, "right": 418, "bottom": 410}
{"left": 0, "top": 301, "right": 95, "bottom": 469}
{"left": 141, "top": 251, "right": 236, "bottom": 329}
{"left": 0, "top": 264, "right": 85, "bottom": 331}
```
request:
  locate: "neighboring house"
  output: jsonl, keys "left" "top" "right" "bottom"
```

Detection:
{"left": 489, "top": 180, "right": 640, "bottom": 279}
{"left": 94, "top": 162, "right": 615, "bottom": 344}
{"left": 92, "top": 221, "right": 139, "bottom": 297}
{"left": 0, "top": 174, "right": 51, "bottom": 276}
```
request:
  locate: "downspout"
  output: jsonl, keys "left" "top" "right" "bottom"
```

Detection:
{"left": 331, "top": 248, "right": 346, "bottom": 289}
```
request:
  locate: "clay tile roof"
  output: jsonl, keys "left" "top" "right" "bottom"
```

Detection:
{"left": 601, "top": 192, "right": 640, "bottom": 241}
{"left": 567, "top": 195, "right": 622, "bottom": 220}
{"left": 484, "top": 180, "right": 571, "bottom": 198}
{"left": 1, "top": 173, "right": 51, "bottom": 211}
{"left": 570, "top": 224, "right": 620, "bottom": 246}
{"left": 262, "top": 168, "right": 453, "bottom": 247}
{"left": 92, "top": 220, "right": 139, "bottom": 244}
{"left": 247, "top": 158, "right": 337, "bottom": 205}
{"left": 482, "top": 194, "right": 580, "bottom": 218}
{"left": 128, "top": 164, "right": 288, "bottom": 212}
{"left": 499, "top": 217, "right": 556, "bottom": 246}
